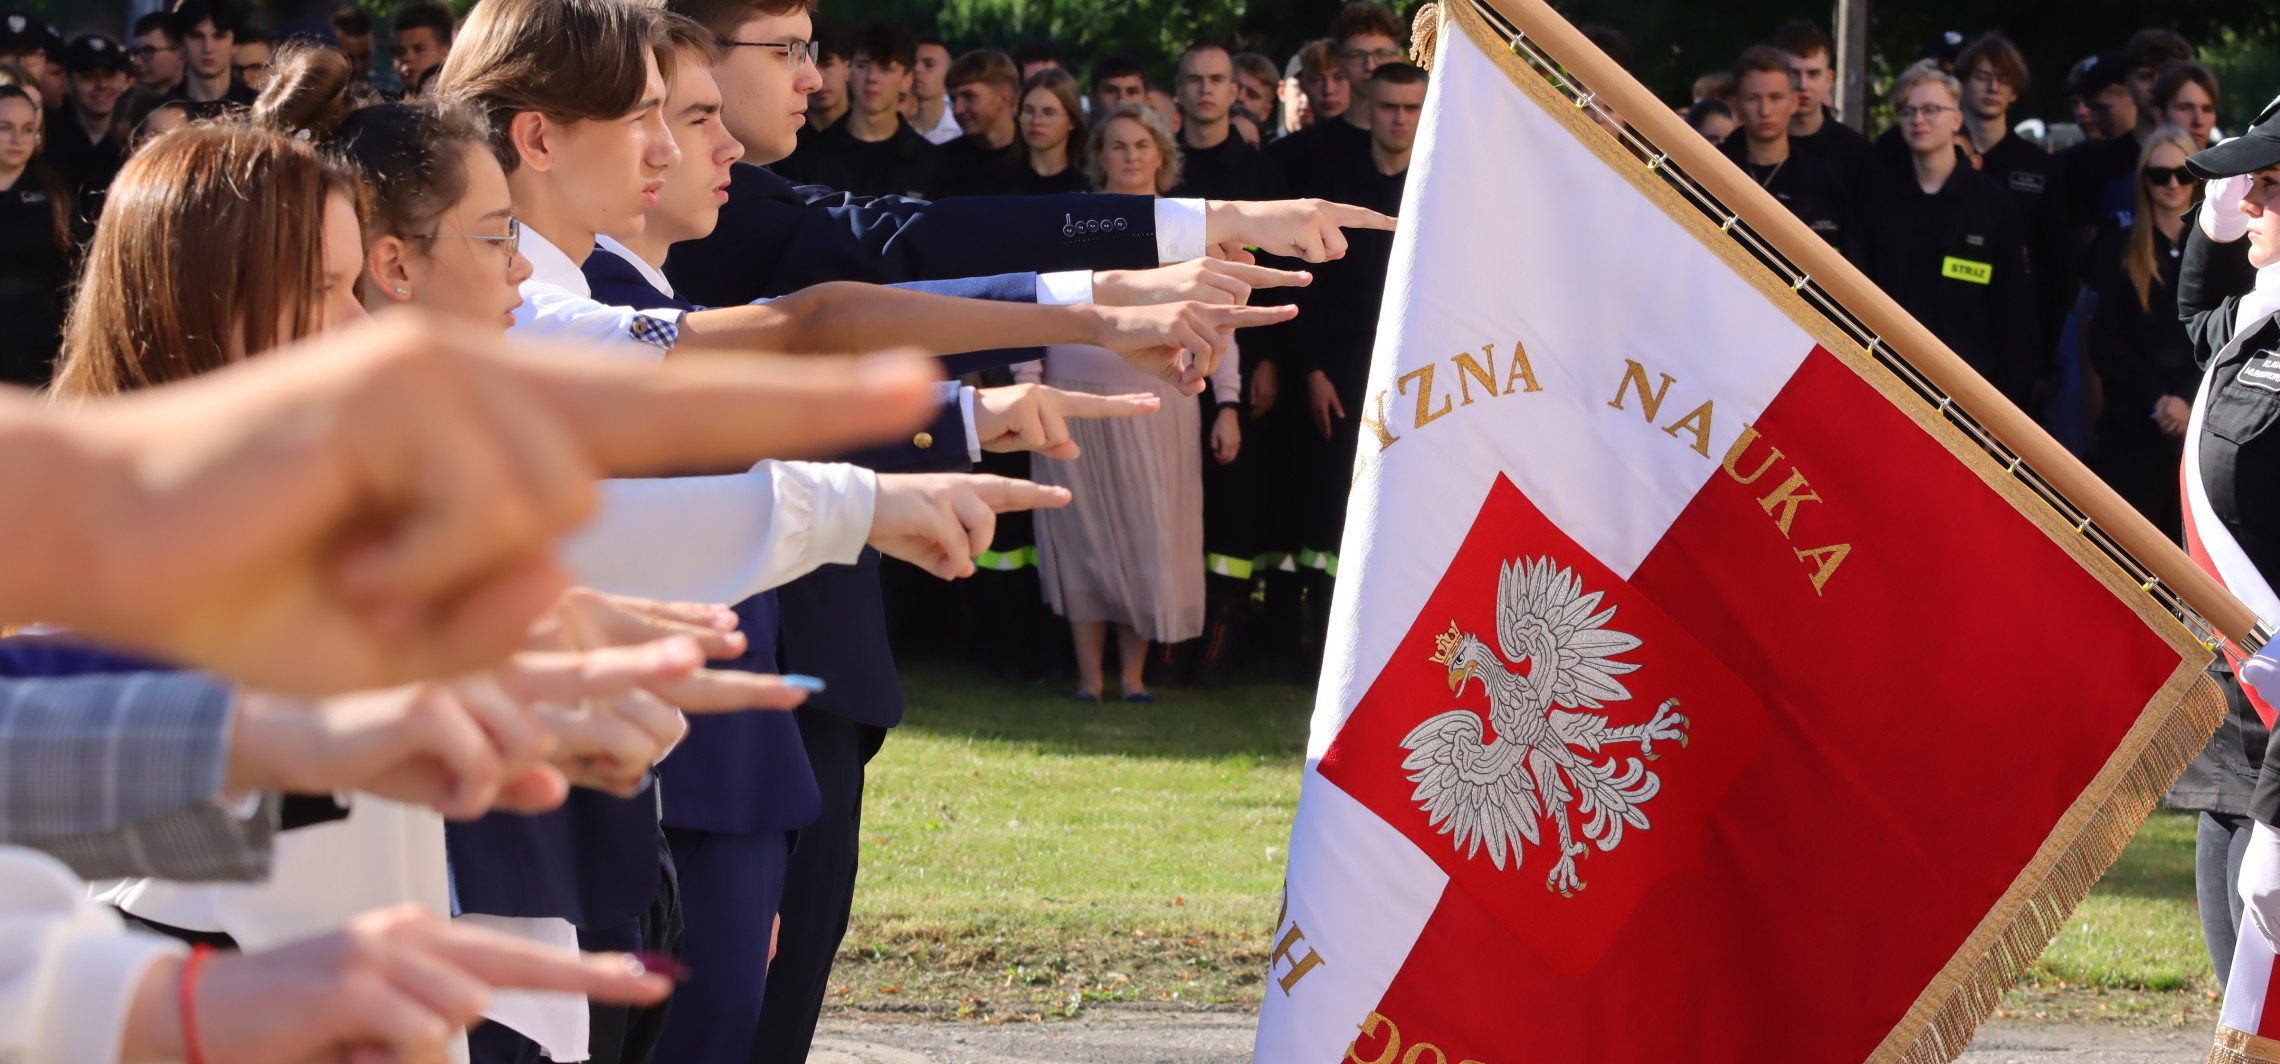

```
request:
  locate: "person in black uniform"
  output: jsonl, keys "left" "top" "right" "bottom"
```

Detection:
{"left": 770, "top": 20, "right": 947, "bottom": 201}
{"left": 2083, "top": 126, "right": 2201, "bottom": 539}
{"left": 1251, "top": 15, "right": 1393, "bottom": 672}
{"left": 1164, "top": 40, "right": 1280, "bottom": 683}
{"left": 941, "top": 49, "right": 1026, "bottom": 196}
{"left": 2055, "top": 54, "right": 2143, "bottom": 255}
{"left": 1284, "top": 62, "right": 1420, "bottom": 674}
{"left": 1869, "top": 62, "right": 2038, "bottom": 406}
{"left": 1772, "top": 20, "right": 1881, "bottom": 215}
{"left": 2117, "top": 114, "right": 2269, "bottom": 982}
{"left": 0, "top": 11, "right": 48, "bottom": 89}
{"left": 1010, "top": 68, "right": 1089, "bottom": 195}
{"left": 2173, "top": 93, "right": 2280, "bottom": 994}
{"left": 1169, "top": 43, "right": 1279, "bottom": 201}
{"left": 44, "top": 35, "right": 131, "bottom": 233}
{"left": 1722, "top": 44, "right": 1864, "bottom": 266}
{"left": 1952, "top": 35, "right": 2052, "bottom": 239}
{"left": 1945, "top": 33, "right": 2068, "bottom": 395}
{"left": 0, "top": 83, "right": 68, "bottom": 386}
{"left": 168, "top": 0, "right": 256, "bottom": 106}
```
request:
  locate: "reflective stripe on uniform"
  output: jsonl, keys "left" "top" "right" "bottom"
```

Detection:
{"left": 975, "top": 545, "right": 1037, "bottom": 571}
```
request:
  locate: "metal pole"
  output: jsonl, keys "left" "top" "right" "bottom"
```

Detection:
{"left": 1833, "top": 0, "right": 1870, "bottom": 131}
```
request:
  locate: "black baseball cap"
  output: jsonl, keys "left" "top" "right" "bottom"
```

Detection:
{"left": 2189, "top": 94, "right": 2280, "bottom": 180}
{"left": 0, "top": 10, "right": 48, "bottom": 54}
{"left": 2066, "top": 52, "right": 2128, "bottom": 99}
{"left": 64, "top": 34, "right": 131, "bottom": 76}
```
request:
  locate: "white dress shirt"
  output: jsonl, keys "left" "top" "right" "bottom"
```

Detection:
{"left": 0, "top": 847, "right": 186, "bottom": 1064}
{"left": 512, "top": 226, "right": 681, "bottom": 356}
{"left": 919, "top": 100, "right": 962, "bottom": 144}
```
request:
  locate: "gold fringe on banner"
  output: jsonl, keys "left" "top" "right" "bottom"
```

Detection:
{"left": 1436, "top": 2, "right": 2229, "bottom": 1061}
{"left": 1881, "top": 671, "right": 2222, "bottom": 1064}
{"left": 1409, "top": 3, "right": 1440, "bottom": 70}
{"left": 2213, "top": 1025, "right": 2280, "bottom": 1064}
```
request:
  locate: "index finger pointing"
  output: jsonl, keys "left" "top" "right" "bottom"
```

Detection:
{"left": 1054, "top": 392, "right": 1162, "bottom": 420}
{"left": 1210, "top": 305, "right": 1302, "bottom": 329}
{"left": 1217, "top": 262, "right": 1313, "bottom": 290}
{"left": 969, "top": 478, "right": 1074, "bottom": 513}
{"left": 1324, "top": 201, "right": 1398, "bottom": 231}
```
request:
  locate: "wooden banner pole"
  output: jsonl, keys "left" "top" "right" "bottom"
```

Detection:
{"left": 1473, "top": 0, "right": 2261, "bottom": 643}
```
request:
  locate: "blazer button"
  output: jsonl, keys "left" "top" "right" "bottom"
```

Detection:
{"left": 1063, "top": 225, "right": 1075, "bottom": 237}
{"left": 914, "top": 432, "right": 934, "bottom": 449}
{"left": 1114, "top": 217, "right": 1128, "bottom": 230}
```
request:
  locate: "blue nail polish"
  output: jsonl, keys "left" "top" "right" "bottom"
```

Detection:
{"left": 782, "top": 674, "right": 827, "bottom": 693}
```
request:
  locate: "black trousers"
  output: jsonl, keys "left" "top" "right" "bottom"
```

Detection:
{"left": 749, "top": 708, "right": 888, "bottom": 1064}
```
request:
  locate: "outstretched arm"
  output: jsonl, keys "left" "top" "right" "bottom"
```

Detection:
{"left": 679, "top": 283, "right": 1295, "bottom": 394}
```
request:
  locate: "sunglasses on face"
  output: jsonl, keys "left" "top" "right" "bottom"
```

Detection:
{"left": 2145, "top": 165, "right": 2199, "bottom": 187}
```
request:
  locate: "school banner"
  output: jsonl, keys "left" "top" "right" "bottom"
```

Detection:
{"left": 1254, "top": 3, "right": 2223, "bottom": 1062}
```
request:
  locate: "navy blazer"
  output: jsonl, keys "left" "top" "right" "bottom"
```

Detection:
{"left": 663, "top": 162, "right": 1161, "bottom": 304}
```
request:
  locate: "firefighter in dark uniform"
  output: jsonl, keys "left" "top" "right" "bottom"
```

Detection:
{"left": 2175, "top": 93, "right": 2280, "bottom": 984}
{"left": 1869, "top": 63, "right": 2039, "bottom": 407}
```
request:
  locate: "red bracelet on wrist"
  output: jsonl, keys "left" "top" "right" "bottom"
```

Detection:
{"left": 178, "top": 943, "right": 213, "bottom": 1064}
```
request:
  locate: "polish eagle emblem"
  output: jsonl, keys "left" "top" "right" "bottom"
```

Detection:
{"left": 1399, "top": 556, "right": 1690, "bottom": 896}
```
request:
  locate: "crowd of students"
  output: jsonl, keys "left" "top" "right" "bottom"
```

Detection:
{"left": 0, "top": 0, "right": 1405, "bottom": 1060}
{"left": 0, "top": 0, "right": 2255, "bottom": 1058}
{"left": 1678, "top": 22, "right": 2235, "bottom": 545}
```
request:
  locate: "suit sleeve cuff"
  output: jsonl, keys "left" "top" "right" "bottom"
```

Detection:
{"left": 1036, "top": 271, "right": 1095, "bottom": 305}
{"left": 960, "top": 387, "right": 981, "bottom": 463}
{"left": 1155, "top": 198, "right": 1208, "bottom": 263}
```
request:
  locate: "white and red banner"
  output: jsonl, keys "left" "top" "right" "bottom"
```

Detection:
{"left": 1256, "top": 5, "right": 2212, "bottom": 1062}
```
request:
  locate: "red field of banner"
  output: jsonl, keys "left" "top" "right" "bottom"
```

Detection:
{"left": 1339, "top": 347, "right": 2182, "bottom": 1062}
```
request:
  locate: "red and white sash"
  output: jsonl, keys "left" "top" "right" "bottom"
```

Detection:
{"left": 2187, "top": 331, "right": 2280, "bottom": 1061}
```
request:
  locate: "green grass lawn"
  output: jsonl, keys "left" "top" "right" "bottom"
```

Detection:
{"left": 833, "top": 658, "right": 2220, "bottom": 1024}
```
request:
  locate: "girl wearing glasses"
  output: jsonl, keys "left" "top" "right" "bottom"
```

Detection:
{"left": 260, "top": 44, "right": 535, "bottom": 330}
{"left": 1867, "top": 59, "right": 2039, "bottom": 407}
{"left": 2084, "top": 125, "right": 2204, "bottom": 539}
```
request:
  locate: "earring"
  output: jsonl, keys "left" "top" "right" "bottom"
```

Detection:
{"left": 395, "top": 287, "right": 409, "bottom": 294}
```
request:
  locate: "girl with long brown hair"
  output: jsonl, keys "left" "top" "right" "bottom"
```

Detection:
{"left": 51, "top": 120, "right": 366, "bottom": 398}
{"left": 2084, "top": 124, "right": 2203, "bottom": 540}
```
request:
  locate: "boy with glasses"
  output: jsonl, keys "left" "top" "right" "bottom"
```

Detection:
{"left": 1328, "top": 1, "right": 1402, "bottom": 131}
{"left": 1868, "top": 61, "right": 2038, "bottom": 406}
{"left": 128, "top": 12, "right": 184, "bottom": 97}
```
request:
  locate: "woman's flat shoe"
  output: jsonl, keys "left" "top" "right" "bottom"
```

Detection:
{"left": 1072, "top": 691, "right": 1100, "bottom": 703}
{"left": 1122, "top": 691, "right": 1155, "bottom": 704}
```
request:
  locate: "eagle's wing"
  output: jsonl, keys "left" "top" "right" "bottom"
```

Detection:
{"left": 1496, "top": 556, "right": 1643, "bottom": 711}
{"left": 1400, "top": 710, "right": 1540, "bottom": 870}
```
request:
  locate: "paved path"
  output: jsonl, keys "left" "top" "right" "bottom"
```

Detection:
{"left": 812, "top": 1012, "right": 2211, "bottom": 1063}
